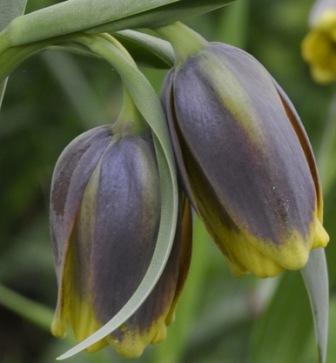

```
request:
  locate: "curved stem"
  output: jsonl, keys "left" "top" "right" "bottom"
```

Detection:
{"left": 113, "top": 88, "right": 147, "bottom": 134}
{"left": 156, "top": 22, "right": 206, "bottom": 64}
{"left": 99, "top": 33, "right": 136, "bottom": 65}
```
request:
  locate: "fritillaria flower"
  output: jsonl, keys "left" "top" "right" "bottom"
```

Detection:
{"left": 50, "top": 125, "right": 191, "bottom": 357}
{"left": 162, "top": 41, "right": 329, "bottom": 277}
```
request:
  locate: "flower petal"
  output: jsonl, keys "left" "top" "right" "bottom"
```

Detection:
{"left": 50, "top": 126, "right": 112, "bottom": 278}
{"left": 91, "top": 135, "right": 161, "bottom": 321}
{"left": 50, "top": 126, "right": 112, "bottom": 342}
{"left": 162, "top": 71, "right": 198, "bottom": 209}
{"left": 273, "top": 81, "right": 323, "bottom": 220}
{"left": 105, "top": 196, "right": 192, "bottom": 358}
{"left": 171, "top": 43, "right": 328, "bottom": 275}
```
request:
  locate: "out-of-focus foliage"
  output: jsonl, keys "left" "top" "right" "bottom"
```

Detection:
{"left": 0, "top": 1, "right": 335, "bottom": 363}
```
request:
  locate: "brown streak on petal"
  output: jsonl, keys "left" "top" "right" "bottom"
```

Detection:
{"left": 165, "top": 196, "right": 192, "bottom": 323}
{"left": 162, "top": 71, "right": 199, "bottom": 210}
{"left": 50, "top": 126, "right": 111, "bottom": 271}
{"left": 275, "top": 83, "right": 323, "bottom": 220}
{"left": 51, "top": 126, "right": 111, "bottom": 217}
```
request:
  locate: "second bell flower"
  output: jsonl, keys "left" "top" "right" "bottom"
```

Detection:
{"left": 162, "top": 41, "right": 329, "bottom": 277}
{"left": 50, "top": 125, "right": 192, "bottom": 357}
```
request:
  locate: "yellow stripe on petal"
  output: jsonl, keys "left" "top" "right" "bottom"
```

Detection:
{"left": 70, "top": 296, "right": 107, "bottom": 353}
{"left": 200, "top": 53, "right": 264, "bottom": 146}
{"left": 106, "top": 313, "right": 170, "bottom": 358}
{"left": 51, "top": 225, "right": 108, "bottom": 352}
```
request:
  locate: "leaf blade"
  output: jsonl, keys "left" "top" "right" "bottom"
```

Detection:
{"left": 0, "top": 0, "right": 27, "bottom": 111}
{"left": 2, "top": 0, "right": 235, "bottom": 47}
{"left": 3, "top": 0, "right": 180, "bottom": 46}
{"left": 301, "top": 249, "right": 329, "bottom": 363}
{"left": 115, "top": 30, "right": 175, "bottom": 68}
{"left": 93, "top": 0, "right": 235, "bottom": 34}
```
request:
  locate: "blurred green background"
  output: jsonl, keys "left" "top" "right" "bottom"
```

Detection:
{"left": 1, "top": 0, "right": 336, "bottom": 362}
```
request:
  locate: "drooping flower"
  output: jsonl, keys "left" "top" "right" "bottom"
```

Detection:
{"left": 302, "top": 0, "right": 336, "bottom": 83}
{"left": 50, "top": 125, "right": 192, "bottom": 357}
{"left": 162, "top": 42, "right": 329, "bottom": 277}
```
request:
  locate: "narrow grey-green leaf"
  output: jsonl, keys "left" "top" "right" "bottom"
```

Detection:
{"left": 1, "top": 0, "right": 235, "bottom": 49}
{"left": 92, "top": 0, "right": 235, "bottom": 34}
{"left": 2, "top": 0, "right": 179, "bottom": 46}
{"left": 56, "top": 34, "right": 178, "bottom": 360}
{"left": 301, "top": 249, "right": 329, "bottom": 363}
{"left": 115, "top": 30, "right": 174, "bottom": 68}
{"left": 0, "top": 0, "right": 27, "bottom": 111}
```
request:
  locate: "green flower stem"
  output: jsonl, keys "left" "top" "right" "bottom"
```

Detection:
{"left": 114, "top": 29, "right": 175, "bottom": 68}
{"left": 114, "top": 88, "right": 147, "bottom": 134}
{"left": 157, "top": 22, "right": 207, "bottom": 64}
{"left": 0, "top": 284, "right": 53, "bottom": 330}
{"left": 99, "top": 33, "right": 136, "bottom": 65}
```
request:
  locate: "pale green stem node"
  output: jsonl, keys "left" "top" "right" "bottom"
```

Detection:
{"left": 157, "top": 22, "right": 207, "bottom": 64}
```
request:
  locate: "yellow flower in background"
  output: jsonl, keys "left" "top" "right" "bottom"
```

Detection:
{"left": 302, "top": 0, "right": 336, "bottom": 83}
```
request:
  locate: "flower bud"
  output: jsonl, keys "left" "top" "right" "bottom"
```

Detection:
{"left": 302, "top": 0, "right": 336, "bottom": 83}
{"left": 50, "top": 125, "right": 192, "bottom": 357}
{"left": 162, "top": 42, "right": 329, "bottom": 277}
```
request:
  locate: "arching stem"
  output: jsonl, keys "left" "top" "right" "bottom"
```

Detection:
{"left": 156, "top": 22, "right": 207, "bottom": 64}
